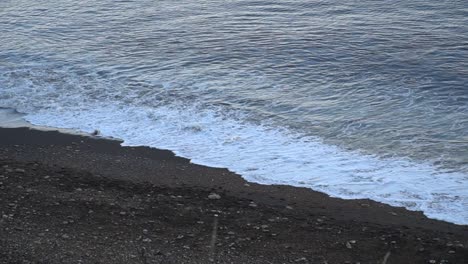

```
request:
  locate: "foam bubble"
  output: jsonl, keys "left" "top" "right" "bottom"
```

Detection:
{"left": 23, "top": 102, "right": 468, "bottom": 225}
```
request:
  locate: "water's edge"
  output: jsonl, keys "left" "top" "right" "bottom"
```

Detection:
{"left": 1, "top": 107, "right": 466, "bottom": 225}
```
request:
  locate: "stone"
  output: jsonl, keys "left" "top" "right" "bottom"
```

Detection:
{"left": 294, "top": 257, "right": 307, "bottom": 262}
{"left": 249, "top": 202, "right": 257, "bottom": 208}
{"left": 208, "top": 193, "right": 221, "bottom": 200}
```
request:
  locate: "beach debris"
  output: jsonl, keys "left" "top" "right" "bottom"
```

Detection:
{"left": 208, "top": 193, "right": 221, "bottom": 200}
{"left": 286, "top": 205, "right": 293, "bottom": 210}
{"left": 91, "top": 129, "right": 100, "bottom": 136}
{"left": 345, "top": 241, "right": 352, "bottom": 249}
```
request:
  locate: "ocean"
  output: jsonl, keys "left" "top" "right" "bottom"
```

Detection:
{"left": 0, "top": 0, "right": 467, "bottom": 224}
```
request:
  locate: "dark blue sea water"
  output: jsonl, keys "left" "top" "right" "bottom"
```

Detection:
{"left": 0, "top": 0, "right": 467, "bottom": 224}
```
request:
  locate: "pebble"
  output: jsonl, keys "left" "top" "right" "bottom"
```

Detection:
{"left": 249, "top": 202, "right": 257, "bottom": 208}
{"left": 208, "top": 193, "right": 221, "bottom": 200}
{"left": 62, "top": 234, "right": 70, "bottom": 239}
{"left": 346, "top": 241, "right": 352, "bottom": 249}
{"left": 142, "top": 238, "right": 152, "bottom": 243}
{"left": 428, "top": 260, "right": 436, "bottom": 264}
{"left": 14, "top": 168, "right": 25, "bottom": 173}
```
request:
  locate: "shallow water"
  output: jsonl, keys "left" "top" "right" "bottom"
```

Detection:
{"left": 0, "top": 0, "right": 467, "bottom": 224}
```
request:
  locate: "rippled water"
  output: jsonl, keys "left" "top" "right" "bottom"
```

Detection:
{"left": 1, "top": 0, "right": 467, "bottom": 224}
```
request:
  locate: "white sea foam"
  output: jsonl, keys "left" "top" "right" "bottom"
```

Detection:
{"left": 21, "top": 102, "right": 468, "bottom": 225}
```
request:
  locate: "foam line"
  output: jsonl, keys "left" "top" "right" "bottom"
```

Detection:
{"left": 23, "top": 103, "right": 467, "bottom": 225}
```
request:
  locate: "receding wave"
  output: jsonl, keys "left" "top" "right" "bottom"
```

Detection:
{"left": 16, "top": 102, "right": 466, "bottom": 225}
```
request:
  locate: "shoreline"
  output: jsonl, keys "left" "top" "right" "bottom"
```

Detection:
{"left": 1, "top": 127, "right": 467, "bottom": 263}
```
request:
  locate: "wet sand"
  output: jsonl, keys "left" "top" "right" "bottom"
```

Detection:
{"left": 0, "top": 127, "right": 467, "bottom": 263}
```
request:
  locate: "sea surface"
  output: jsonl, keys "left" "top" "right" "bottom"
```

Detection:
{"left": 1, "top": 0, "right": 467, "bottom": 224}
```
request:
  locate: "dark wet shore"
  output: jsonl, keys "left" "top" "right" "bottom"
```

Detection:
{"left": 0, "top": 127, "right": 467, "bottom": 263}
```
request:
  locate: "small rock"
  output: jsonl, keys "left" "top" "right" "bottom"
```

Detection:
{"left": 286, "top": 205, "right": 293, "bottom": 210}
{"left": 418, "top": 247, "right": 425, "bottom": 252}
{"left": 448, "top": 250, "right": 455, "bottom": 254}
{"left": 346, "top": 241, "right": 352, "bottom": 249}
{"left": 428, "top": 260, "right": 436, "bottom": 264}
{"left": 208, "top": 193, "right": 221, "bottom": 200}
{"left": 62, "top": 234, "right": 70, "bottom": 239}
{"left": 142, "top": 229, "right": 148, "bottom": 235}
{"left": 14, "top": 168, "right": 25, "bottom": 173}
{"left": 249, "top": 202, "right": 257, "bottom": 208}
{"left": 119, "top": 211, "right": 127, "bottom": 216}
{"left": 142, "top": 238, "right": 152, "bottom": 243}
{"left": 294, "top": 257, "right": 307, "bottom": 262}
